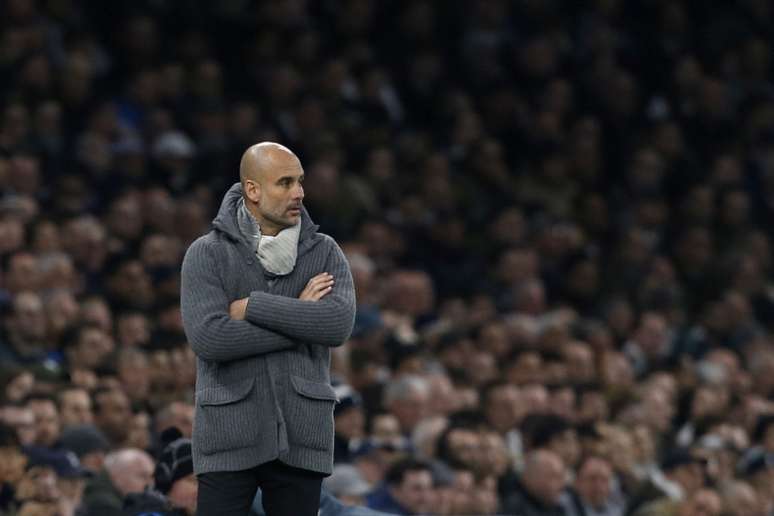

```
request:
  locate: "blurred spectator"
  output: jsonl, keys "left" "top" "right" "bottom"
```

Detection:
{"left": 81, "top": 448, "right": 154, "bottom": 516}
{"left": 502, "top": 449, "right": 568, "bottom": 516}
{"left": 366, "top": 458, "right": 434, "bottom": 515}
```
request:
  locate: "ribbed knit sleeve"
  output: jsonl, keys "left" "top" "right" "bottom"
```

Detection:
{"left": 180, "top": 237, "right": 297, "bottom": 361}
{"left": 245, "top": 239, "right": 356, "bottom": 347}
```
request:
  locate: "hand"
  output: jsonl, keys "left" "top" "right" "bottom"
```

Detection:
{"left": 299, "top": 272, "right": 334, "bottom": 301}
{"left": 229, "top": 298, "right": 249, "bottom": 320}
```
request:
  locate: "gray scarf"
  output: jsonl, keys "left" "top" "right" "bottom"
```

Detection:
{"left": 236, "top": 198, "right": 300, "bottom": 275}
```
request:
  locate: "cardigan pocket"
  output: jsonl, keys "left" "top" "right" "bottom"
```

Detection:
{"left": 195, "top": 377, "right": 258, "bottom": 455}
{"left": 285, "top": 375, "right": 338, "bottom": 450}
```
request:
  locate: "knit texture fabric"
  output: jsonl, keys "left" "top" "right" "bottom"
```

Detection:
{"left": 180, "top": 183, "right": 356, "bottom": 475}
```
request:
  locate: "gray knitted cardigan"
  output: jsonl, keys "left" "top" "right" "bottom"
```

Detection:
{"left": 180, "top": 183, "right": 356, "bottom": 475}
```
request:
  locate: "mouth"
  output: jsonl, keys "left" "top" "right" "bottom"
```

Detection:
{"left": 287, "top": 206, "right": 301, "bottom": 216}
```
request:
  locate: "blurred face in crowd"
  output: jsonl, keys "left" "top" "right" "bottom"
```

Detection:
{"left": 46, "top": 290, "right": 79, "bottom": 339}
{"left": 95, "top": 389, "right": 131, "bottom": 445}
{"left": 371, "top": 414, "right": 402, "bottom": 442}
{"left": 390, "top": 469, "right": 434, "bottom": 515}
{"left": 116, "top": 312, "right": 151, "bottom": 348}
{"left": 118, "top": 350, "right": 150, "bottom": 401}
{"left": 107, "top": 260, "right": 155, "bottom": 309}
{"left": 681, "top": 488, "right": 722, "bottom": 516}
{"left": 27, "top": 399, "right": 60, "bottom": 448}
{"left": 58, "top": 388, "right": 93, "bottom": 427}
{"left": 547, "top": 428, "right": 581, "bottom": 469}
{"left": 446, "top": 428, "right": 480, "bottom": 470}
{"left": 600, "top": 351, "right": 634, "bottom": 389}
{"left": 8, "top": 291, "right": 47, "bottom": 349}
{"left": 106, "top": 450, "right": 154, "bottom": 496}
{"left": 576, "top": 457, "right": 614, "bottom": 509}
{"left": 2, "top": 405, "right": 37, "bottom": 446}
{"left": 669, "top": 462, "right": 706, "bottom": 496}
{"left": 523, "top": 450, "right": 566, "bottom": 506}
{"left": 15, "top": 466, "right": 59, "bottom": 504}
{"left": 388, "top": 386, "right": 429, "bottom": 434}
{"left": 335, "top": 406, "right": 365, "bottom": 441}
{"left": 4, "top": 370, "right": 34, "bottom": 402}
{"left": 79, "top": 298, "right": 112, "bottom": 332}
{"left": 385, "top": 271, "right": 435, "bottom": 318}
{"left": 0, "top": 443, "right": 27, "bottom": 485}
{"left": 67, "top": 326, "right": 114, "bottom": 370}
{"left": 562, "top": 342, "right": 596, "bottom": 383}
{"left": 126, "top": 412, "right": 151, "bottom": 450}
{"left": 484, "top": 384, "right": 521, "bottom": 433}
{"left": 6, "top": 253, "right": 40, "bottom": 293}
{"left": 720, "top": 481, "right": 763, "bottom": 516}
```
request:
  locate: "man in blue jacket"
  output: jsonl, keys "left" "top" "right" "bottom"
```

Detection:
{"left": 180, "top": 142, "right": 356, "bottom": 515}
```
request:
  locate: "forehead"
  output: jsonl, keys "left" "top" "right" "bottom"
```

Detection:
{"left": 264, "top": 153, "right": 303, "bottom": 180}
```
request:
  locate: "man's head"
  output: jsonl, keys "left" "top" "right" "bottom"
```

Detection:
{"left": 103, "top": 448, "right": 154, "bottom": 496}
{"left": 383, "top": 375, "right": 430, "bottom": 434}
{"left": 719, "top": 480, "right": 764, "bottom": 516}
{"left": 7, "top": 291, "right": 47, "bottom": 350}
{"left": 521, "top": 449, "right": 566, "bottom": 507}
{"left": 93, "top": 388, "right": 131, "bottom": 446}
{"left": 680, "top": 488, "right": 722, "bottom": 516}
{"left": 25, "top": 395, "right": 60, "bottom": 448}
{"left": 239, "top": 142, "right": 304, "bottom": 235}
{"left": 386, "top": 458, "right": 434, "bottom": 515}
{"left": 575, "top": 456, "right": 614, "bottom": 509}
{"left": 57, "top": 387, "right": 93, "bottom": 427}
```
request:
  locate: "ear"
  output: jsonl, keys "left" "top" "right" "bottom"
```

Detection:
{"left": 244, "top": 180, "right": 261, "bottom": 204}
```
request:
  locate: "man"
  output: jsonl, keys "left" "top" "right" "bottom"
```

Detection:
{"left": 57, "top": 386, "right": 94, "bottom": 428}
{"left": 366, "top": 458, "right": 435, "bottom": 515}
{"left": 561, "top": 456, "right": 626, "bottom": 516}
{"left": 24, "top": 395, "right": 61, "bottom": 450}
{"left": 92, "top": 387, "right": 132, "bottom": 447}
{"left": 180, "top": 142, "right": 356, "bottom": 515}
{"left": 81, "top": 448, "right": 155, "bottom": 516}
{"left": 502, "top": 449, "right": 568, "bottom": 516}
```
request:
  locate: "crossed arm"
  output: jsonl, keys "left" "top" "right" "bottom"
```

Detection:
{"left": 231, "top": 243, "right": 356, "bottom": 348}
{"left": 182, "top": 237, "right": 356, "bottom": 362}
{"left": 180, "top": 239, "right": 300, "bottom": 362}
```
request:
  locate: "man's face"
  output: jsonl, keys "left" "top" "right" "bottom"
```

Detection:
{"left": 59, "top": 389, "right": 93, "bottom": 427}
{"left": 96, "top": 391, "right": 131, "bottom": 443}
{"left": 74, "top": 327, "right": 114, "bottom": 369}
{"left": 28, "top": 400, "right": 60, "bottom": 447}
{"left": 253, "top": 155, "right": 305, "bottom": 232}
{"left": 682, "top": 489, "right": 722, "bottom": 516}
{"left": 392, "top": 470, "right": 434, "bottom": 514}
{"left": 576, "top": 458, "right": 612, "bottom": 509}
{"left": 335, "top": 406, "right": 365, "bottom": 441}
{"left": 10, "top": 292, "right": 47, "bottom": 342}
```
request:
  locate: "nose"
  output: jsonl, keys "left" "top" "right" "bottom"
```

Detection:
{"left": 293, "top": 183, "right": 304, "bottom": 200}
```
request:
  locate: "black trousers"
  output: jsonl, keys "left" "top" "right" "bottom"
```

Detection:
{"left": 196, "top": 460, "right": 324, "bottom": 516}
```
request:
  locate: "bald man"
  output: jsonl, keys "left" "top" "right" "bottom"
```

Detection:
{"left": 503, "top": 449, "right": 568, "bottom": 516}
{"left": 180, "top": 142, "right": 356, "bottom": 515}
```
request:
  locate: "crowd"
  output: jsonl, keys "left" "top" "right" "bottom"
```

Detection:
{"left": 1, "top": 0, "right": 774, "bottom": 514}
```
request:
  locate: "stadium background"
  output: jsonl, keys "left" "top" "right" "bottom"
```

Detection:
{"left": 0, "top": 0, "right": 773, "bottom": 515}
